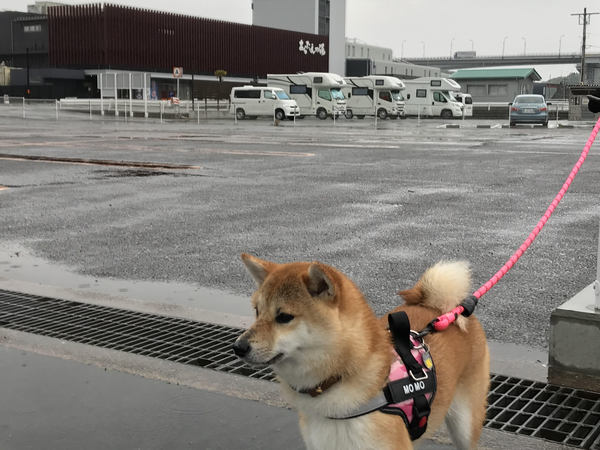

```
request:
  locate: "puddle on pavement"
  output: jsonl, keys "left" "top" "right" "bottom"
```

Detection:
{"left": 0, "top": 243, "right": 253, "bottom": 318}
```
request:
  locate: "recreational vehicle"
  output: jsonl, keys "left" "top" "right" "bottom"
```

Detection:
{"left": 267, "top": 72, "right": 347, "bottom": 119}
{"left": 230, "top": 86, "right": 299, "bottom": 120}
{"left": 452, "top": 92, "right": 473, "bottom": 117}
{"left": 343, "top": 76, "right": 406, "bottom": 119}
{"left": 404, "top": 77, "right": 464, "bottom": 118}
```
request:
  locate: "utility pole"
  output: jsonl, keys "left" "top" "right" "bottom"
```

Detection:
{"left": 571, "top": 8, "right": 599, "bottom": 83}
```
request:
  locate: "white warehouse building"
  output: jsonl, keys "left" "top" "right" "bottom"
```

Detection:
{"left": 345, "top": 39, "right": 444, "bottom": 79}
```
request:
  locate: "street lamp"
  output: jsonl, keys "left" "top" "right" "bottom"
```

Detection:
{"left": 502, "top": 36, "right": 508, "bottom": 58}
{"left": 521, "top": 37, "right": 527, "bottom": 55}
{"left": 421, "top": 41, "right": 426, "bottom": 57}
{"left": 450, "top": 37, "right": 455, "bottom": 58}
{"left": 559, "top": 34, "right": 565, "bottom": 57}
{"left": 401, "top": 40, "right": 406, "bottom": 59}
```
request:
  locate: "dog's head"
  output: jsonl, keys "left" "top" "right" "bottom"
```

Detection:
{"left": 233, "top": 254, "right": 343, "bottom": 376}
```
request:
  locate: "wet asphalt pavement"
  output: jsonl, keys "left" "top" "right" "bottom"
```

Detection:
{"left": 1, "top": 110, "right": 599, "bottom": 350}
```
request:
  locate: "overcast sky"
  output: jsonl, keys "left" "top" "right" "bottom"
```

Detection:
{"left": 4, "top": 0, "right": 599, "bottom": 79}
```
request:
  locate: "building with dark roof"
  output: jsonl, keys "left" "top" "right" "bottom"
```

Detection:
{"left": 1, "top": 3, "right": 330, "bottom": 99}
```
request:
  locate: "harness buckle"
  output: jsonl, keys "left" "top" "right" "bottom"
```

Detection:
{"left": 409, "top": 369, "right": 428, "bottom": 381}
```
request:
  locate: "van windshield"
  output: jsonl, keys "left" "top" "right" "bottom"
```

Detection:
{"left": 391, "top": 90, "right": 404, "bottom": 101}
{"left": 330, "top": 88, "right": 345, "bottom": 100}
{"left": 443, "top": 90, "right": 457, "bottom": 102}
{"left": 275, "top": 91, "right": 291, "bottom": 100}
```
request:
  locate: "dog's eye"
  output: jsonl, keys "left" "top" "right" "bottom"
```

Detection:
{"left": 254, "top": 307, "right": 259, "bottom": 318}
{"left": 275, "top": 312, "right": 294, "bottom": 324}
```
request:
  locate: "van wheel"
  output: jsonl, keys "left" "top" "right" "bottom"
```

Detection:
{"left": 236, "top": 108, "right": 246, "bottom": 120}
{"left": 345, "top": 109, "right": 354, "bottom": 119}
{"left": 316, "top": 108, "right": 328, "bottom": 120}
{"left": 441, "top": 109, "right": 453, "bottom": 119}
{"left": 377, "top": 108, "right": 388, "bottom": 120}
{"left": 274, "top": 109, "right": 285, "bottom": 121}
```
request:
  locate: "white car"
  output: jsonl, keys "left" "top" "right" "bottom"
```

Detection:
{"left": 231, "top": 86, "right": 300, "bottom": 120}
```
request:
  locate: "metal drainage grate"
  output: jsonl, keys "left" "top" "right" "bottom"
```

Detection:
{"left": 487, "top": 374, "right": 600, "bottom": 449}
{"left": 2, "top": 289, "right": 600, "bottom": 448}
{"left": 0, "top": 289, "right": 274, "bottom": 381}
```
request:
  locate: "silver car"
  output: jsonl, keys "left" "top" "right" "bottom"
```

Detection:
{"left": 509, "top": 94, "right": 550, "bottom": 127}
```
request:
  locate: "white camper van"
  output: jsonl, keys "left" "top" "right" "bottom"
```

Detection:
{"left": 267, "top": 72, "right": 347, "bottom": 119}
{"left": 452, "top": 92, "right": 473, "bottom": 117}
{"left": 230, "top": 86, "right": 300, "bottom": 120}
{"left": 343, "top": 76, "right": 406, "bottom": 119}
{"left": 404, "top": 77, "right": 464, "bottom": 119}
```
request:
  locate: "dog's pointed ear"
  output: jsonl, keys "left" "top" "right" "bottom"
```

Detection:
{"left": 241, "top": 253, "right": 274, "bottom": 286}
{"left": 305, "top": 263, "right": 335, "bottom": 299}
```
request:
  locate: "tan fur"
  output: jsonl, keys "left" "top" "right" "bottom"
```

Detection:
{"left": 236, "top": 255, "right": 489, "bottom": 450}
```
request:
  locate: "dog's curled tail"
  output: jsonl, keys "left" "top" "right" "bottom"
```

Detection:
{"left": 399, "top": 261, "right": 472, "bottom": 330}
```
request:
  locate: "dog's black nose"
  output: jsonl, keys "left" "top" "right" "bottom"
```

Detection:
{"left": 232, "top": 338, "right": 250, "bottom": 357}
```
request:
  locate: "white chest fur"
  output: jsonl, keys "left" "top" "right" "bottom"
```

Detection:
{"left": 300, "top": 414, "right": 384, "bottom": 450}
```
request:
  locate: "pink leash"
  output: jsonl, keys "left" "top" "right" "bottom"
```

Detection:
{"left": 419, "top": 116, "right": 600, "bottom": 336}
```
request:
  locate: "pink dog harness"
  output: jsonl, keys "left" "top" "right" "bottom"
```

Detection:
{"left": 329, "top": 311, "right": 436, "bottom": 441}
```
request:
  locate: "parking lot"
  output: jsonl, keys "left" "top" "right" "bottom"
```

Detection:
{"left": 1, "top": 110, "right": 599, "bottom": 350}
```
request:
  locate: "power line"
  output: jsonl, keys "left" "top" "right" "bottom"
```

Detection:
{"left": 571, "top": 7, "right": 599, "bottom": 83}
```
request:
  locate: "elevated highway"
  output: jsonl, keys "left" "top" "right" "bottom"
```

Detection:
{"left": 402, "top": 53, "right": 598, "bottom": 70}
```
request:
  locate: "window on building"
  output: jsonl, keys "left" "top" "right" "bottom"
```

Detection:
{"left": 24, "top": 24, "right": 42, "bottom": 32}
{"left": 384, "top": 66, "right": 387, "bottom": 74}
{"left": 361, "top": 47, "right": 364, "bottom": 57}
{"left": 466, "top": 85, "right": 486, "bottom": 96}
{"left": 488, "top": 84, "right": 508, "bottom": 96}
{"left": 352, "top": 46, "right": 355, "bottom": 57}
{"left": 416, "top": 89, "right": 427, "bottom": 98}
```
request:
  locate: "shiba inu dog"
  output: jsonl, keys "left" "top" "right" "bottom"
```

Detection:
{"left": 233, "top": 254, "right": 489, "bottom": 450}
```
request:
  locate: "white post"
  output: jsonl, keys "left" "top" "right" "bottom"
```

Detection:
{"left": 55, "top": 100, "right": 59, "bottom": 120}
{"left": 197, "top": 101, "right": 200, "bottom": 125}
{"left": 100, "top": 73, "right": 104, "bottom": 116}
{"left": 143, "top": 73, "right": 148, "bottom": 118}
{"left": 177, "top": 78, "right": 179, "bottom": 99}
{"left": 89, "top": 99, "right": 92, "bottom": 120}
{"left": 293, "top": 105, "right": 296, "bottom": 126}
{"left": 595, "top": 219, "right": 600, "bottom": 311}
{"left": 114, "top": 73, "right": 118, "bottom": 117}
{"left": 233, "top": 102, "right": 237, "bottom": 125}
{"left": 22, "top": 97, "right": 25, "bottom": 119}
{"left": 129, "top": 72, "right": 133, "bottom": 117}
{"left": 374, "top": 103, "right": 378, "bottom": 129}
{"left": 160, "top": 101, "right": 163, "bottom": 123}
{"left": 556, "top": 104, "right": 559, "bottom": 126}
{"left": 333, "top": 106, "right": 336, "bottom": 126}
